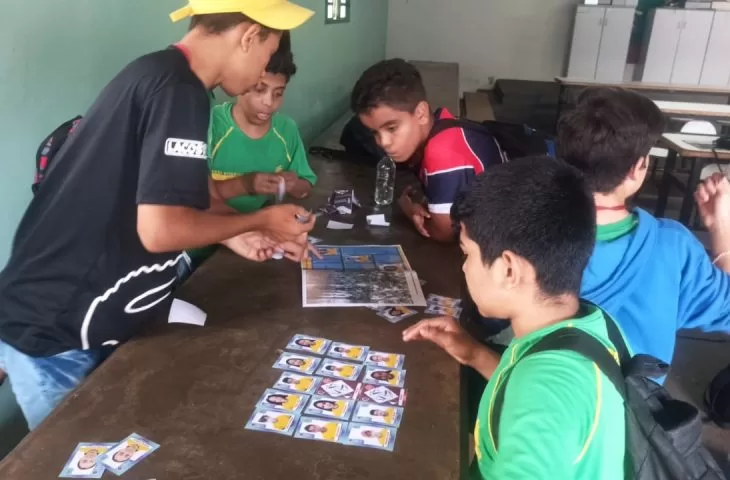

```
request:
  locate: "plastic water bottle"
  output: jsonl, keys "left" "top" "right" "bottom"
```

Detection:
{"left": 374, "top": 156, "right": 396, "bottom": 206}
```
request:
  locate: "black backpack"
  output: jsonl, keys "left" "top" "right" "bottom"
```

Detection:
{"left": 491, "top": 319, "right": 726, "bottom": 480}
{"left": 706, "top": 364, "right": 730, "bottom": 430}
{"left": 427, "top": 118, "right": 556, "bottom": 163}
{"left": 33, "top": 116, "right": 82, "bottom": 194}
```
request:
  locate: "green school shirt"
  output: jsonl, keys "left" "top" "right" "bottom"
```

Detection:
{"left": 596, "top": 213, "right": 639, "bottom": 242}
{"left": 471, "top": 304, "right": 626, "bottom": 480}
{"left": 208, "top": 102, "right": 317, "bottom": 213}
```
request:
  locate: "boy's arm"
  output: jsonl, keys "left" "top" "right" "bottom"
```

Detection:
{"left": 402, "top": 317, "right": 501, "bottom": 379}
{"left": 283, "top": 118, "right": 316, "bottom": 199}
{"left": 696, "top": 173, "right": 730, "bottom": 272}
{"left": 483, "top": 356, "right": 600, "bottom": 479}
{"left": 398, "top": 187, "right": 455, "bottom": 242}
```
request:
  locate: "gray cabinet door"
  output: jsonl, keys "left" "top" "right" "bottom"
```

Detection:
{"left": 595, "top": 7, "right": 634, "bottom": 82}
{"left": 672, "top": 10, "right": 713, "bottom": 85}
{"left": 567, "top": 6, "right": 605, "bottom": 79}
{"left": 642, "top": 9, "right": 682, "bottom": 83}
{"left": 700, "top": 11, "right": 730, "bottom": 87}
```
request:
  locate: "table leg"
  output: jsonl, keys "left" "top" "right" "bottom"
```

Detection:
{"left": 655, "top": 150, "right": 678, "bottom": 218}
{"left": 679, "top": 157, "right": 704, "bottom": 226}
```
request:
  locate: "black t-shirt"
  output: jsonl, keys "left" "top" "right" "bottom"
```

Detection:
{"left": 0, "top": 48, "right": 210, "bottom": 356}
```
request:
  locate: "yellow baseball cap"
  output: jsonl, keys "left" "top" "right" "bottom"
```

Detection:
{"left": 170, "top": 0, "right": 314, "bottom": 30}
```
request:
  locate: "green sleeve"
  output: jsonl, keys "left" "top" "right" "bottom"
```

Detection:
{"left": 283, "top": 117, "right": 317, "bottom": 185}
{"left": 481, "top": 353, "right": 596, "bottom": 479}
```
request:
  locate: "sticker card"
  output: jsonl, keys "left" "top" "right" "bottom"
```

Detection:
{"left": 255, "top": 389, "right": 308, "bottom": 414}
{"left": 59, "top": 443, "right": 115, "bottom": 479}
{"left": 352, "top": 402, "right": 404, "bottom": 427}
{"left": 343, "top": 423, "right": 398, "bottom": 452}
{"left": 316, "top": 378, "right": 363, "bottom": 400}
{"left": 285, "top": 334, "right": 331, "bottom": 355}
{"left": 315, "top": 359, "right": 363, "bottom": 382}
{"left": 273, "top": 372, "right": 321, "bottom": 395}
{"left": 362, "top": 367, "right": 406, "bottom": 388}
{"left": 98, "top": 433, "right": 159, "bottom": 477}
{"left": 326, "top": 342, "right": 369, "bottom": 362}
{"left": 245, "top": 408, "right": 298, "bottom": 436}
{"left": 273, "top": 352, "right": 321, "bottom": 375}
{"left": 294, "top": 417, "right": 346, "bottom": 443}
{"left": 303, "top": 396, "right": 355, "bottom": 420}
{"left": 357, "top": 384, "right": 407, "bottom": 406}
{"left": 365, "top": 351, "right": 405, "bottom": 370}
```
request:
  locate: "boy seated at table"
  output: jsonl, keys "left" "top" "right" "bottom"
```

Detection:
{"left": 350, "top": 59, "right": 503, "bottom": 242}
{"left": 181, "top": 35, "right": 318, "bottom": 277}
{"left": 558, "top": 87, "right": 730, "bottom": 372}
{"left": 404, "top": 158, "right": 625, "bottom": 479}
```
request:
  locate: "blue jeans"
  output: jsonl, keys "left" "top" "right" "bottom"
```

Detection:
{"left": 0, "top": 341, "right": 105, "bottom": 430}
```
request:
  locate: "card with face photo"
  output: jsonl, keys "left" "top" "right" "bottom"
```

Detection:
{"left": 303, "top": 395, "right": 355, "bottom": 420}
{"left": 375, "top": 306, "right": 417, "bottom": 324}
{"left": 342, "top": 423, "right": 398, "bottom": 452}
{"left": 316, "top": 359, "right": 363, "bottom": 381}
{"left": 59, "top": 442, "right": 115, "bottom": 478}
{"left": 426, "top": 294, "right": 462, "bottom": 308}
{"left": 245, "top": 408, "right": 298, "bottom": 436}
{"left": 256, "top": 388, "right": 308, "bottom": 414}
{"left": 327, "top": 342, "right": 369, "bottom": 362}
{"left": 294, "top": 417, "right": 346, "bottom": 444}
{"left": 316, "top": 378, "right": 363, "bottom": 400}
{"left": 362, "top": 367, "right": 406, "bottom": 388}
{"left": 273, "top": 372, "right": 322, "bottom": 395}
{"left": 273, "top": 352, "right": 321, "bottom": 375}
{"left": 424, "top": 304, "right": 463, "bottom": 318}
{"left": 285, "top": 334, "right": 331, "bottom": 355}
{"left": 99, "top": 433, "right": 159, "bottom": 477}
{"left": 352, "top": 401, "right": 404, "bottom": 427}
{"left": 365, "top": 351, "right": 405, "bottom": 370}
{"left": 358, "top": 384, "right": 407, "bottom": 406}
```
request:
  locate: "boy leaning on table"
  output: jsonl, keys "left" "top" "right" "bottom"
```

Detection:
{"left": 404, "top": 158, "right": 626, "bottom": 479}
{"left": 0, "top": 0, "right": 315, "bottom": 430}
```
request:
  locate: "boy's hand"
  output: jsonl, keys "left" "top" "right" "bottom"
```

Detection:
{"left": 257, "top": 204, "right": 316, "bottom": 243}
{"left": 398, "top": 187, "right": 431, "bottom": 238}
{"left": 696, "top": 173, "right": 730, "bottom": 232}
{"left": 279, "top": 172, "right": 299, "bottom": 192}
{"left": 403, "top": 317, "right": 479, "bottom": 366}
{"left": 275, "top": 234, "right": 324, "bottom": 262}
{"left": 221, "top": 232, "right": 277, "bottom": 262}
{"left": 243, "top": 173, "right": 283, "bottom": 195}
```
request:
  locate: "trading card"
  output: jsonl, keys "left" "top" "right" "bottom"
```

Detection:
{"left": 315, "top": 359, "right": 363, "bottom": 381}
{"left": 285, "top": 334, "right": 331, "bottom": 355}
{"left": 365, "top": 351, "right": 405, "bottom": 370}
{"left": 352, "top": 402, "right": 404, "bottom": 427}
{"left": 342, "top": 423, "right": 398, "bottom": 452}
{"left": 294, "top": 417, "right": 346, "bottom": 443}
{"left": 273, "top": 372, "right": 322, "bottom": 395}
{"left": 375, "top": 306, "right": 417, "bottom": 324}
{"left": 255, "top": 389, "right": 308, "bottom": 414}
{"left": 303, "top": 396, "right": 355, "bottom": 420}
{"left": 316, "top": 378, "right": 363, "bottom": 399}
{"left": 59, "top": 443, "right": 115, "bottom": 479}
{"left": 377, "top": 263, "right": 404, "bottom": 273}
{"left": 244, "top": 408, "right": 298, "bottom": 436}
{"left": 327, "top": 342, "right": 369, "bottom": 362}
{"left": 426, "top": 294, "right": 462, "bottom": 309}
{"left": 362, "top": 367, "right": 406, "bottom": 388}
{"left": 99, "top": 434, "right": 159, "bottom": 477}
{"left": 273, "top": 352, "right": 321, "bottom": 375}
{"left": 308, "top": 236, "right": 324, "bottom": 245}
{"left": 424, "top": 305, "right": 463, "bottom": 318}
{"left": 357, "top": 384, "right": 407, "bottom": 406}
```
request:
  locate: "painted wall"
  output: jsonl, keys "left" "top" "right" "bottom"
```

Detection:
{"left": 0, "top": 0, "right": 387, "bottom": 457}
{"left": 0, "top": 0, "right": 389, "bottom": 268}
{"left": 387, "top": 0, "right": 581, "bottom": 92}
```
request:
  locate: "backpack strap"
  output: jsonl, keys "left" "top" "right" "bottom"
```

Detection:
{"left": 490, "top": 328, "right": 627, "bottom": 450}
{"left": 426, "top": 118, "right": 493, "bottom": 143}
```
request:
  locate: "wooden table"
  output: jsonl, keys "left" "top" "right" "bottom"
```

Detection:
{"left": 0, "top": 157, "right": 467, "bottom": 480}
{"left": 654, "top": 101, "right": 730, "bottom": 121}
{"left": 655, "top": 133, "right": 730, "bottom": 225}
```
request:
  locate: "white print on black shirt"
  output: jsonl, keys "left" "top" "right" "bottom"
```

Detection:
{"left": 164, "top": 138, "right": 207, "bottom": 159}
{"left": 80, "top": 254, "right": 184, "bottom": 349}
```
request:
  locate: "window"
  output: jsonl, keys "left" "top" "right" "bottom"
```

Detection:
{"left": 326, "top": 0, "right": 350, "bottom": 24}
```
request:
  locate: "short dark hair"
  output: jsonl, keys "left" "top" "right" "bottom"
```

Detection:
{"left": 350, "top": 58, "right": 427, "bottom": 114}
{"left": 189, "top": 13, "right": 278, "bottom": 37}
{"left": 452, "top": 157, "right": 596, "bottom": 297}
{"left": 266, "top": 31, "right": 297, "bottom": 81}
{"left": 557, "top": 87, "right": 665, "bottom": 194}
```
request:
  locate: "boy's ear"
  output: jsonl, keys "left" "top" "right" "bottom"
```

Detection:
{"left": 629, "top": 155, "right": 649, "bottom": 180}
{"left": 496, "top": 250, "right": 519, "bottom": 289}
{"left": 239, "top": 23, "right": 262, "bottom": 53}
{"left": 414, "top": 101, "right": 431, "bottom": 125}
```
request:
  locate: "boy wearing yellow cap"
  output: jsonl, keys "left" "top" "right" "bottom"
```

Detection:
{"left": 0, "top": 0, "right": 313, "bottom": 430}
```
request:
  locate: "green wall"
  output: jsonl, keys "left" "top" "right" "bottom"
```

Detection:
{"left": 0, "top": 0, "right": 388, "bottom": 268}
{"left": 0, "top": 0, "right": 387, "bottom": 458}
